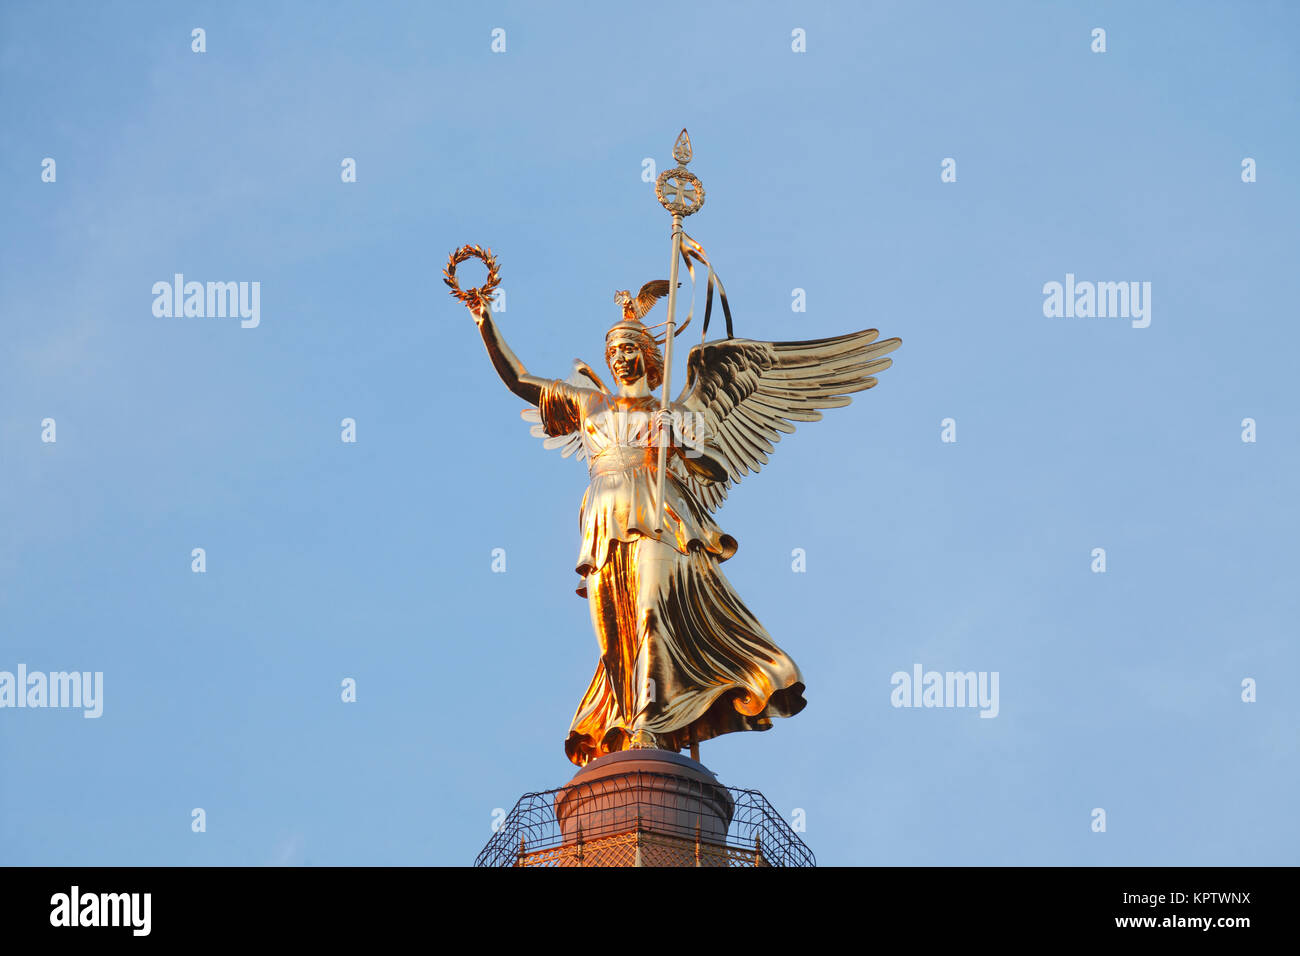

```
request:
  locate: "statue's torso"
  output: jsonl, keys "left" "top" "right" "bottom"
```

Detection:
{"left": 570, "top": 392, "right": 731, "bottom": 579}
{"left": 581, "top": 393, "right": 660, "bottom": 478}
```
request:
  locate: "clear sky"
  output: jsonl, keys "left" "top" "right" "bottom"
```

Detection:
{"left": 2, "top": 0, "right": 1296, "bottom": 866}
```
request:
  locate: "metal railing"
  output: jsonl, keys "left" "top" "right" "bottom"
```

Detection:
{"left": 476, "top": 769, "right": 815, "bottom": 868}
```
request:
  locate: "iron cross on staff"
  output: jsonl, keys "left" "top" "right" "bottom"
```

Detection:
{"left": 652, "top": 129, "right": 706, "bottom": 535}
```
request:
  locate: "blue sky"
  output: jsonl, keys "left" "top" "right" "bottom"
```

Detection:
{"left": 1, "top": 0, "right": 1296, "bottom": 866}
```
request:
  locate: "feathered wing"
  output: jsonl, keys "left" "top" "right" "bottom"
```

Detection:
{"left": 673, "top": 330, "right": 900, "bottom": 510}
{"left": 632, "top": 280, "right": 672, "bottom": 320}
{"left": 520, "top": 359, "right": 609, "bottom": 461}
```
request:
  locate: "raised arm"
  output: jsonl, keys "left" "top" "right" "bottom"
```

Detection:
{"left": 470, "top": 302, "right": 548, "bottom": 406}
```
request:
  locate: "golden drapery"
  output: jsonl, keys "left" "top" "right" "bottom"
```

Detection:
{"left": 537, "top": 379, "right": 806, "bottom": 766}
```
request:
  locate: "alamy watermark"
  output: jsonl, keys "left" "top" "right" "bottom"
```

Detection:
{"left": 890, "top": 664, "right": 999, "bottom": 718}
{"left": 603, "top": 408, "right": 712, "bottom": 458}
{"left": 152, "top": 274, "right": 260, "bottom": 328}
{"left": 50, "top": 886, "right": 150, "bottom": 936}
{"left": 0, "top": 665, "right": 103, "bottom": 718}
{"left": 1043, "top": 273, "right": 1151, "bottom": 328}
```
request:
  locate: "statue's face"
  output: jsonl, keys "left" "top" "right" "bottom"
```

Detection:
{"left": 607, "top": 338, "right": 646, "bottom": 385}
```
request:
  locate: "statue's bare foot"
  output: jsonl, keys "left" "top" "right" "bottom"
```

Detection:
{"left": 629, "top": 729, "right": 659, "bottom": 750}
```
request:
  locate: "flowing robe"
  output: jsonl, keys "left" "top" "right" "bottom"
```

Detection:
{"left": 535, "top": 379, "right": 806, "bottom": 766}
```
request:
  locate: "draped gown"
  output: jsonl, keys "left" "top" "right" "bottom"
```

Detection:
{"left": 534, "top": 378, "right": 807, "bottom": 767}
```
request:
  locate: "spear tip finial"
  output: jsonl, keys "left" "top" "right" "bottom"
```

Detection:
{"left": 673, "top": 129, "right": 692, "bottom": 165}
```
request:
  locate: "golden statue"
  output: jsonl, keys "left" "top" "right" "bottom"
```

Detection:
{"left": 461, "top": 297, "right": 897, "bottom": 767}
{"left": 451, "top": 131, "right": 901, "bottom": 767}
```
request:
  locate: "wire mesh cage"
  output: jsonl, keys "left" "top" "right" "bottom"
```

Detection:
{"left": 476, "top": 768, "right": 815, "bottom": 868}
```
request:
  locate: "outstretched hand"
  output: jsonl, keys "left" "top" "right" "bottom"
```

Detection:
{"left": 469, "top": 300, "right": 490, "bottom": 325}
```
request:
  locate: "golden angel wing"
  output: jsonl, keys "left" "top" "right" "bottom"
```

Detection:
{"left": 673, "top": 330, "right": 900, "bottom": 507}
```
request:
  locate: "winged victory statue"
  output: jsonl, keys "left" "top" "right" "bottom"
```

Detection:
{"left": 460, "top": 275, "right": 901, "bottom": 766}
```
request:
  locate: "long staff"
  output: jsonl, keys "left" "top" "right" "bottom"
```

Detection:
{"left": 652, "top": 129, "right": 705, "bottom": 534}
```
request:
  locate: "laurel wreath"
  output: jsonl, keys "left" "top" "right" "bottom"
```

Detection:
{"left": 443, "top": 244, "right": 501, "bottom": 309}
{"left": 654, "top": 167, "right": 705, "bottom": 217}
